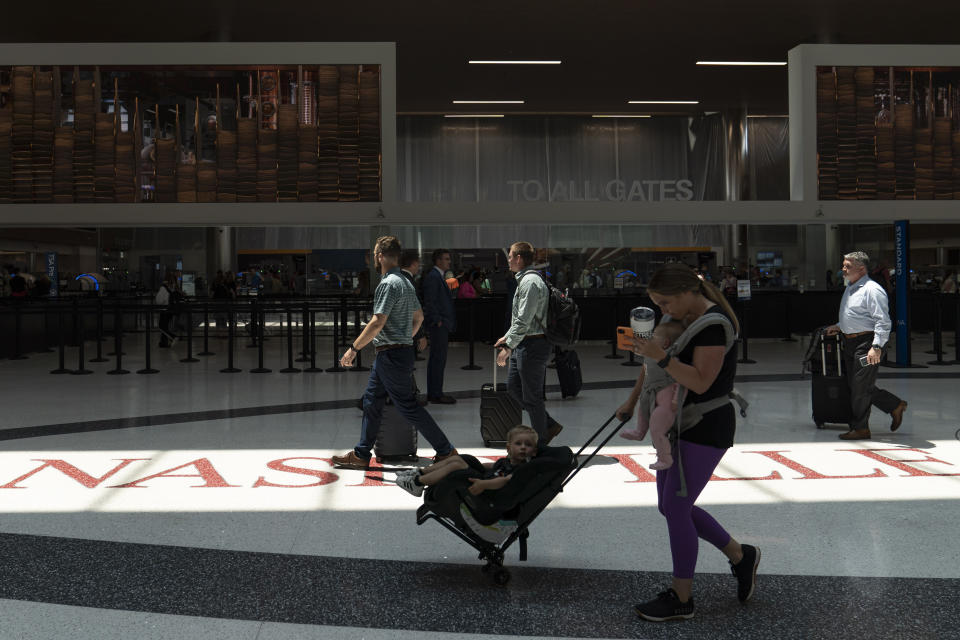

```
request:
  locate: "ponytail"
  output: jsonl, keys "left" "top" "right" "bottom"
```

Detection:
{"left": 699, "top": 278, "right": 740, "bottom": 335}
{"left": 648, "top": 263, "right": 740, "bottom": 335}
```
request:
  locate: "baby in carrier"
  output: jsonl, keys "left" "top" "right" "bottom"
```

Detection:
{"left": 619, "top": 319, "right": 685, "bottom": 470}
{"left": 395, "top": 425, "right": 538, "bottom": 497}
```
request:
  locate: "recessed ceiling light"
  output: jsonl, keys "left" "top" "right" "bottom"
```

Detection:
{"left": 453, "top": 100, "right": 525, "bottom": 104}
{"left": 469, "top": 60, "right": 561, "bottom": 65}
{"left": 592, "top": 115, "right": 652, "bottom": 118}
{"left": 444, "top": 114, "right": 505, "bottom": 118}
{"left": 696, "top": 61, "right": 787, "bottom": 66}
{"left": 627, "top": 100, "right": 699, "bottom": 105}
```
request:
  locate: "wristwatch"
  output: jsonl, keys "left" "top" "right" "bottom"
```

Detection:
{"left": 657, "top": 354, "right": 672, "bottom": 368}
{"left": 348, "top": 344, "right": 359, "bottom": 353}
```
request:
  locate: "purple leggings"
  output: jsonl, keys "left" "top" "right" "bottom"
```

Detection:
{"left": 656, "top": 440, "right": 732, "bottom": 579}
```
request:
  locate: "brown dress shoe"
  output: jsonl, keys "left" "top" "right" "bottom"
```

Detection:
{"left": 839, "top": 428, "right": 871, "bottom": 440}
{"left": 543, "top": 423, "right": 564, "bottom": 445}
{"left": 331, "top": 450, "right": 370, "bottom": 469}
{"left": 890, "top": 401, "right": 908, "bottom": 432}
{"left": 433, "top": 448, "right": 459, "bottom": 463}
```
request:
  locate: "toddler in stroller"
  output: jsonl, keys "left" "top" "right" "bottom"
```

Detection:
{"left": 396, "top": 425, "right": 538, "bottom": 498}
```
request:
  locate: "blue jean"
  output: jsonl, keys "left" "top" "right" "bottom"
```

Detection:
{"left": 426, "top": 325, "right": 449, "bottom": 399}
{"left": 356, "top": 346, "right": 454, "bottom": 459}
{"left": 506, "top": 336, "right": 561, "bottom": 440}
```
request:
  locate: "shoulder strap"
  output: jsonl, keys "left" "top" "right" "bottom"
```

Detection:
{"left": 665, "top": 311, "right": 737, "bottom": 357}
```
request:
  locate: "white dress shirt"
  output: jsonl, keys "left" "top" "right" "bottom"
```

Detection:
{"left": 838, "top": 276, "right": 891, "bottom": 347}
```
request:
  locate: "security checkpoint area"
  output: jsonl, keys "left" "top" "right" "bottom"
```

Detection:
{"left": 1, "top": 32, "right": 960, "bottom": 640}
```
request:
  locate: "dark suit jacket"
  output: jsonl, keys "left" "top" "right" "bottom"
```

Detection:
{"left": 423, "top": 266, "right": 457, "bottom": 332}
{"left": 400, "top": 269, "right": 426, "bottom": 341}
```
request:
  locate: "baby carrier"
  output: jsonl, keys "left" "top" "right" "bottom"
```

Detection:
{"left": 661, "top": 311, "right": 749, "bottom": 497}
{"left": 416, "top": 415, "right": 629, "bottom": 586}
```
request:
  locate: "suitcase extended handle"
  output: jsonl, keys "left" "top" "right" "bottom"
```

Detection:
{"left": 562, "top": 413, "right": 630, "bottom": 489}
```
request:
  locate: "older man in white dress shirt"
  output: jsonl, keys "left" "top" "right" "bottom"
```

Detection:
{"left": 825, "top": 251, "right": 907, "bottom": 440}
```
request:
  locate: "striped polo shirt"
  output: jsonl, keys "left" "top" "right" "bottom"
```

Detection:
{"left": 371, "top": 268, "right": 421, "bottom": 348}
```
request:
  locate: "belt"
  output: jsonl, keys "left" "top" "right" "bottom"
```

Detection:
{"left": 375, "top": 343, "right": 409, "bottom": 353}
{"left": 841, "top": 330, "right": 873, "bottom": 339}
{"left": 522, "top": 334, "right": 545, "bottom": 341}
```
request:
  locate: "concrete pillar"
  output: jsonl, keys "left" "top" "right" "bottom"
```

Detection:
{"left": 216, "top": 226, "right": 233, "bottom": 273}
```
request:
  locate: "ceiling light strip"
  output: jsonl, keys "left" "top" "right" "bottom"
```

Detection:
{"left": 453, "top": 100, "right": 525, "bottom": 104}
{"left": 468, "top": 60, "right": 561, "bottom": 65}
{"left": 592, "top": 115, "right": 652, "bottom": 118}
{"left": 627, "top": 100, "right": 699, "bottom": 105}
{"left": 444, "top": 114, "right": 505, "bottom": 118}
{"left": 696, "top": 61, "right": 786, "bottom": 66}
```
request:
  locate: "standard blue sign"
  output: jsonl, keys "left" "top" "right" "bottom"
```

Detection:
{"left": 894, "top": 220, "right": 909, "bottom": 365}
{"left": 45, "top": 252, "right": 59, "bottom": 297}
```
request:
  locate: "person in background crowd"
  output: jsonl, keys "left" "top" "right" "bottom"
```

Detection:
{"left": 825, "top": 269, "right": 835, "bottom": 288}
{"left": 9, "top": 268, "right": 28, "bottom": 298}
{"left": 496, "top": 241, "right": 564, "bottom": 445}
{"left": 458, "top": 273, "right": 477, "bottom": 299}
{"left": 722, "top": 270, "right": 737, "bottom": 295}
{"left": 940, "top": 270, "right": 956, "bottom": 294}
{"left": 155, "top": 272, "right": 179, "bottom": 348}
{"left": 332, "top": 236, "right": 458, "bottom": 469}
{"left": 422, "top": 248, "right": 458, "bottom": 405}
{"left": 31, "top": 274, "right": 51, "bottom": 297}
{"left": 825, "top": 251, "right": 907, "bottom": 440}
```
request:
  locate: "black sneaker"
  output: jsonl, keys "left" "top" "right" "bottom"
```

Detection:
{"left": 730, "top": 544, "right": 761, "bottom": 603}
{"left": 634, "top": 589, "right": 694, "bottom": 622}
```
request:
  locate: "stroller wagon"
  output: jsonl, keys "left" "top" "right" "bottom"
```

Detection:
{"left": 415, "top": 415, "right": 628, "bottom": 585}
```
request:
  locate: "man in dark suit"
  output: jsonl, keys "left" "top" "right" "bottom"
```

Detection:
{"left": 400, "top": 250, "right": 429, "bottom": 406}
{"left": 422, "top": 248, "right": 457, "bottom": 404}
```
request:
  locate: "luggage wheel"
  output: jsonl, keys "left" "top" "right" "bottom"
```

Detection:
{"left": 815, "top": 422, "right": 825, "bottom": 429}
{"left": 482, "top": 562, "right": 511, "bottom": 586}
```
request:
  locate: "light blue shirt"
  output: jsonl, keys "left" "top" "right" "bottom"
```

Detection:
{"left": 838, "top": 275, "right": 891, "bottom": 347}
{"left": 503, "top": 268, "right": 549, "bottom": 350}
{"left": 371, "top": 268, "right": 421, "bottom": 348}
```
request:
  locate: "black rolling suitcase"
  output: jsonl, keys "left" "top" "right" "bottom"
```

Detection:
{"left": 480, "top": 349, "right": 522, "bottom": 447}
{"left": 374, "top": 381, "right": 419, "bottom": 462}
{"left": 554, "top": 347, "right": 582, "bottom": 399}
{"left": 811, "top": 333, "right": 852, "bottom": 429}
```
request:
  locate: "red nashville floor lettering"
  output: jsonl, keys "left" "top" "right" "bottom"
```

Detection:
{"left": 608, "top": 454, "right": 657, "bottom": 483}
{"left": 253, "top": 458, "right": 339, "bottom": 487}
{"left": 743, "top": 450, "right": 886, "bottom": 479}
{"left": 0, "top": 458, "right": 150, "bottom": 489}
{"left": 109, "top": 458, "right": 241, "bottom": 488}
{"left": 840, "top": 448, "right": 960, "bottom": 477}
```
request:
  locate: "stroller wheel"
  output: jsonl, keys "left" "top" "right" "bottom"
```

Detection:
{"left": 493, "top": 568, "right": 511, "bottom": 586}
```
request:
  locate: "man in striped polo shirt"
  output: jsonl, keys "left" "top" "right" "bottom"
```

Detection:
{"left": 333, "top": 236, "right": 457, "bottom": 469}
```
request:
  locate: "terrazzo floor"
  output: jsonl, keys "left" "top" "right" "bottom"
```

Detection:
{"left": 1, "top": 332, "right": 959, "bottom": 639}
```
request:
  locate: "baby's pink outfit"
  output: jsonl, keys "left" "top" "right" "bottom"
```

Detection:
{"left": 620, "top": 382, "right": 679, "bottom": 470}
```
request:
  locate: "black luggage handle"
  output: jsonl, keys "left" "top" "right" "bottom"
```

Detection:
{"left": 562, "top": 413, "right": 629, "bottom": 489}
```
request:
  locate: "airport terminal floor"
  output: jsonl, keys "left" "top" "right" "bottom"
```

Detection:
{"left": 1, "top": 334, "right": 959, "bottom": 640}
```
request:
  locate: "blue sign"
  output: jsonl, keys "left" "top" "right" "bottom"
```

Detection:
{"left": 894, "top": 220, "right": 909, "bottom": 365}
{"left": 45, "top": 252, "right": 58, "bottom": 297}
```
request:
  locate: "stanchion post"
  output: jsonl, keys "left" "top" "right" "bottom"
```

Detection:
{"left": 297, "top": 302, "right": 310, "bottom": 362}
{"left": 41, "top": 301, "right": 55, "bottom": 353}
{"left": 462, "top": 298, "right": 482, "bottom": 370}
{"left": 247, "top": 298, "right": 259, "bottom": 348}
{"left": 949, "top": 287, "right": 960, "bottom": 365}
{"left": 198, "top": 301, "right": 214, "bottom": 356}
{"left": 305, "top": 309, "right": 322, "bottom": 372}
{"left": 90, "top": 297, "right": 107, "bottom": 362}
{"left": 137, "top": 303, "right": 159, "bottom": 374}
{"left": 9, "top": 301, "right": 28, "bottom": 360}
{"left": 927, "top": 291, "right": 950, "bottom": 366}
{"left": 180, "top": 304, "right": 199, "bottom": 363}
{"left": 251, "top": 303, "right": 271, "bottom": 373}
{"left": 621, "top": 348, "right": 642, "bottom": 367}
{"left": 350, "top": 307, "right": 369, "bottom": 371}
{"left": 605, "top": 292, "right": 624, "bottom": 359}
{"left": 326, "top": 306, "right": 346, "bottom": 372}
{"left": 107, "top": 303, "right": 130, "bottom": 375}
{"left": 50, "top": 303, "right": 71, "bottom": 374}
{"left": 220, "top": 304, "right": 241, "bottom": 373}
{"left": 781, "top": 291, "right": 797, "bottom": 342}
{"left": 737, "top": 298, "right": 756, "bottom": 364}
{"left": 72, "top": 298, "right": 93, "bottom": 374}
{"left": 280, "top": 306, "right": 301, "bottom": 373}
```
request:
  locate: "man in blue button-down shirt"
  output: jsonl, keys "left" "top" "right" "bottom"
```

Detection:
{"left": 825, "top": 251, "right": 907, "bottom": 440}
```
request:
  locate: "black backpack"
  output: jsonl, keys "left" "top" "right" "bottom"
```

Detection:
{"left": 522, "top": 271, "right": 581, "bottom": 347}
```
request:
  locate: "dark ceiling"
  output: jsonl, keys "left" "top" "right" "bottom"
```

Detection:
{"left": 5, "top": 1, "right": 960, "bottom": 115}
